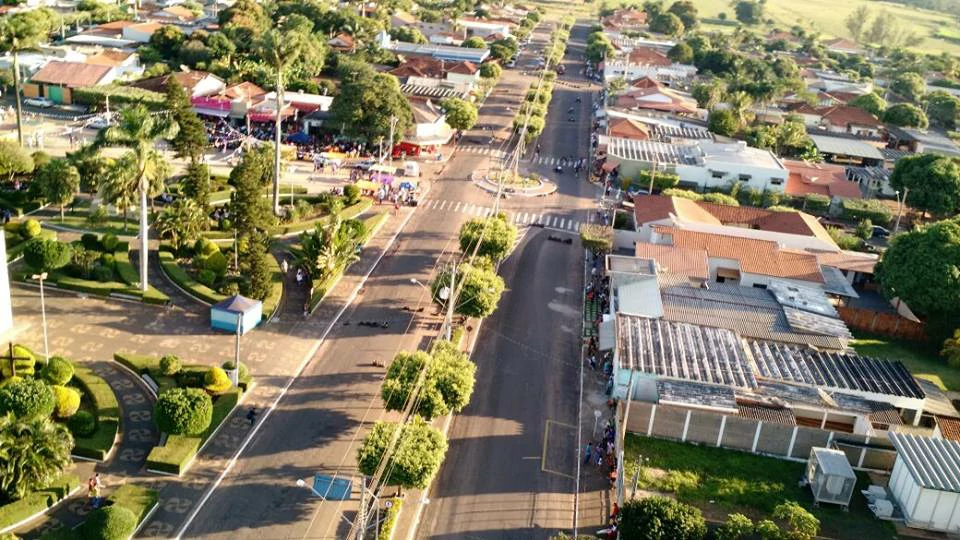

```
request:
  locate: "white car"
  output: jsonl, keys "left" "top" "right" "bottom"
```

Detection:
{"left": 24, "top": 97, "right": 54, "bottom": 108}
{"left": 85, "top": 116, "right": 110, "bottom": 129}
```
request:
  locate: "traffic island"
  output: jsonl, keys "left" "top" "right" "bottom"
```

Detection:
{"left": 472, "top": 169, "right": 558, "bottom": 197}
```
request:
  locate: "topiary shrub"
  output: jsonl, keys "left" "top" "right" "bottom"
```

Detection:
{"left": 0, "top": 378, "right": 56, "bottom": 420}
{"left": 52, "top": 385, "right": 81, "bottom": 418}
{"left": 92, "top": 265, "right": 114, "bottom": 282}
{"left": 100, "top": 252, "right": 116, "bottom": 269}
{"left": 80, "top": 233, "right": 101, "bottom": 251}
{"left": 80, "top": 505, "right": 138, "bottom": 540}
{"left": 154, "top": 387, "right": 212, "bottom": 436}
{"left": 41, "top": 356, "right": 74, "bottom": 386}
{"left": 69, "top": 410, "right": 97, "bottom": 436}
{"left": 619, "top": 496, "right": 707, "bottom": 540}
{"left": 197, "top": 269, "right": 216, "bottom": 287}
{"left": 20, "top": 218, "right": 42, "bottom": 239}
{"left": 100, "top": 233, "right": 119, "bottom": 252}
{"left": 159, "top": 354, "right": 182, "bottom": 376}
{"left": 23, "top": 239, "right": 73, "bottom": 272}
{"left": 1, "top": 345, "right": 36, "bottom": 378}
{"left": 221, "top": 360, "right": 249, "bottom": 382}
{"left": 204, "top": 251, "right": 228, "bottom": 276}
{"left": 194, "top": 238, "right": 220, "bottom": 257}
{"left": 203, "top": 367, "right": 233, "bottom": 395}
{"left": 343, "top": 184, "right": 361, "bottom": 205}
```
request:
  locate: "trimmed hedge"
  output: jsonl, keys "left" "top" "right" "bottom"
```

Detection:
{"left": 0, "top": 474, "right": 79, "bottom": 532}
{"left": 378, "top": 497, "right": 403, "bottom": 540}
{"left": 71, "top": 365, "right": 120, "bottom": 461}
{"left": 112, "top": 251, "right": 139, "bottom": 287}
{"left": 145, "top": 388, "right": 240, "bottom": 476}
{"left": 104, "top": 484, "right": 158, "bottom": 524}
{"left": 267, "top": 199, "right": 373, "bottom": 237}
{"left": 158, "top": 251, "right": 225, "bottom": 305}
{"left": 841, "top": 198, "right": 892, "bottom": 226}
{"left": 154, "top": 388, "right": 212, "bottom": 436}
{"left": 6, "top": 229, "right": 56, "bottom": 262}
{"left": 80, "top": 505, "right": 137, "bottom": 540}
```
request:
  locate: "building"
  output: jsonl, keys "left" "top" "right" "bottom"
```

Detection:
{"left": 602, "top": 58, "right": 697, "bottom": 82}
{"left": 604, "top": 109, "right": 713, "bottom": 143}
{"left": 790, "top": 104, "right": 883, "bottom": 138}
{"left": 601, "top": 8, "right": 648, "bottom": 36}
{"left": 25, "top": 61, "right": 116, "bottom": 104}
{"left": 389, "top": 56, "right": 479, "bottom": 88}
{"left": 379, "top": 32, "right": 490, "bottom": 63}
{"left": 456, "top": 17, "right": 512, "bottom": 38}
{"left": 390, "top": 10, "right": 417, "bottom": 28}
{"left": 887, "top": 126, "right": 960, "bottom": 158}
{"left": 328, "top": 33, "right": 356, "bottom": 52}
{"left": 404, "top": 96, "right": 454, "bottom": 148}
{"left": 612, "top": 78, "right": 699, "bottom": 114}
{"left": 822, "top": 37, "right": 863, "bottom": 56}
{"left": 888, "top": 433, "right": 960, "bottom": 532}
{"left": 783, "top": 159, "right": 863, "bottom": 201}
{"left": 130, "top": 70, "right": 225, "bottom": 97}
{"left": 191, "top": 81, "right": 266, "bottom": 119}
{"left": 603, "top": 138, "right": 788, "bottom": 193}
{"left": 809, "top": 134, "right": 884, "bottom": 167}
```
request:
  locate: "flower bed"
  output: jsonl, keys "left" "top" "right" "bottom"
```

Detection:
{"left": 0, "top": 474, "right": 80, "bottom": 534}
{"left": 70, "top": 365, "right": 121, "bottom": 461}
{"left": 113, "top": 353, "right": 251, "bottom": 476}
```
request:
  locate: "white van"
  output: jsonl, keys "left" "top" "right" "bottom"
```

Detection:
{"left": 403, "top": 161, "right": 421, "bottom": 177}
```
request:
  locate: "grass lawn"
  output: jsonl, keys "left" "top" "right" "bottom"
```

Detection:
{"left": 625, "top": 435, "right": 898, "bottom": 539}
{"left": 850, "top": 333, "right": 960, "bottom": 392}
{"left": 49, "top": 215, "right": 142, "bottom": 237}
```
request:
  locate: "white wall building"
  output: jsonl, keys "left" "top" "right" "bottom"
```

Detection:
{"left": 603, "top": 60, "right": 696, "bottom": 82}
{"left": 456, "top": 18, "right": 511, "bottom": 38}
{"left": 888, "top": 433, "right": 960, "bottom": 533}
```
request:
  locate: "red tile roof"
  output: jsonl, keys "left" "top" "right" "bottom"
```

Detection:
{"left": 85, "top": 49, "right": 135, "bottom": 67}
{"left": 937, "top": 416, "right": 960, "bottom": 441}
{"left": 653, "top": 225, "right": 825, "bottom": 283}
{"left": 698, "top": 202, "right": 838, "bottom": 247}
{"left": 632, "top": 195, "right": 720, "bottom": 226}
{"left": 608, "top": 117, "right": 649, "bottom": 140}
{"left": 222, "top": 81, "right": 266, "bottom": 100}
{"left": 130, "top": 70, "right": 220, "bottom": 94}
{"left": 634, "top": 242, "right": 709, "bottom": 279}
{"left": 814, "top": 250, "right": 877, "bottom": 274}
{"left": 390, "top": 57, "right": 477, "bottom": 78}
{"left": 627, "top": 47, "right": 671, "bottom": 67}
{"left": 821, "top": 105, "right": 881, "bottom": 129}
{"left": 30, "top": 61, "right": 112, "bottom": 88}
{"left": 783, "top": 159, "right": 862, "bottom": 199}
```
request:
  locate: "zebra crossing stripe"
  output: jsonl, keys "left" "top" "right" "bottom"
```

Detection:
{"left": 438, "top": 200, "right": 448, "bottom": 211}
{"left": 537, "top": 214, "right": 544, "bottom": 225}
{"left": 560, "top": 219, "right": 567, "bottom": 229}
{"left": 453, "top": 201, "right": 461, "bottom": 212}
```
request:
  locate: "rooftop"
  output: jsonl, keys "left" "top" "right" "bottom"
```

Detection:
{"left": 737, "top": 399, "right": 796, "bottom": 425}
{"left": 783, "top": 159, "right": 863, "bottom": 199}
{"left": 633, "top": 242, "right": 709, "bottom": 279}
{"left": 658, "top": 379, "right": 738, "bottom": 411}
{"left": 889, "top": 433, "right": 960, "bottom": 493}
{"left": 130, "top": 70, "right": 221, "bottom": 94}
{"left": 616, "top": 315, "right": 757, "bottom": 388}
{"left": 30, "top": 61, "right": 112, "bottom": 87}
{"left": 887, "top": 126, "right": 960, "bottom": 157}
{"left": 627, "top": 46, "right": 671, "bottom": 66}
{"left": 809, "top": 134, "right": 884, "bottom": 160}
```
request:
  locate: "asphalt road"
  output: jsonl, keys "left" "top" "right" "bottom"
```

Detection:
{"left": 415, "top": 21, "right": 598, "bottom": 540}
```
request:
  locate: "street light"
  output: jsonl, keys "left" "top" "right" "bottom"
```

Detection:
{"left": 31, "top": 272, "right": 49, "bottom": 361}
{"left": 893, "top": 188, "right": 909, "bottom": 236}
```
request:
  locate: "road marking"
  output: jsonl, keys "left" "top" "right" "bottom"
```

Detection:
{"left": 545, "top": 216, "right": 554, "bottom": 227}
{"left": 559, "top": 218, "right": 567, "bottom": 229}
{"left": 522, "top": 456, "right": 542, "bottom": 460}
{"left": 453, "top": 201, "right": 461, "bottom": 212}
{"left": 542, "top": 419, "right": 576, "bottom": 480}
{"left": 438, "top": 200, "right": 448, "bottom": 211}
{"left": 537, "top": 214, "right": 544, "bottom": 225}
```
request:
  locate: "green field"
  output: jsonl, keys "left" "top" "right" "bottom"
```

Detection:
{"left": 687, "top": 0, "right": 960, "bottom": 56}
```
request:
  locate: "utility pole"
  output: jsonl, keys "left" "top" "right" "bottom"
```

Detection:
{"left": 232, "top": 311, "right": 242, "bottom": 387}
{"left": 647, "top": 158, "right": 658, "bottom": 195}
{"left": 617, "top": 371, "right": 636, "bottom": 507}
{"left": 382, "top": 115, "right": 398, "bottom": 164}
{"left": 444, "top": 262, "right": 456, "bottom": 341}
{"left": 893, "top": 187, "right": 909, "bottom": 236}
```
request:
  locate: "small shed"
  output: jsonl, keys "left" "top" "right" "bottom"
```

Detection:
{"left": 806, "top": 447, "right": 856, "bottom": 509}
{"left": 889, "top": 432, "right": 960, "bottom": 533}
{"left": 210, "top": 295, "right": 261, "bottom": 334}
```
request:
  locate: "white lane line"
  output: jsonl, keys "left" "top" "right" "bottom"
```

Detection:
{"left": 453, "top": 201, "right": 462, "bottom": 212}
{"left": 438, "top": 200, "right": 448, "bottom": 211}
{"left": 546, "top": 216, "right": 554, "bottom": 227}
{"left": 537, "top": 214, "right": 544, "bottom": 225}
{"left": 570, "top": 220, "right": 579, "bottom": 231}
{"left": 560, "top": 218, "right": 567, "bottom": 229}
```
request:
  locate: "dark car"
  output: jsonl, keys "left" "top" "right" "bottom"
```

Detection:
{"left": 872, "top": 225, "right": 891, "bottom": 239}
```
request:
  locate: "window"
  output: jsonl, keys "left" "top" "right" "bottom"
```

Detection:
{"left": 752, "top": 283, "right": 768, "bottom": 289}
{"left": 738, "top": 174, "right": 752, "bottom": 182}
{"left": 770, "top": 177, "right": 784, "bottom": 185}
{"left": 716, "top": 276, "right": 726, "bottom": 283}
{"left": 711, "top": 171, "right": 726, "bottom": 179}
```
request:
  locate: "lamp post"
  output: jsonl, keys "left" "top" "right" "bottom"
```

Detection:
{"left": 31, "top": 272, "right": 49, "bottom": 361}
{"left": 231, "top": 311, "right": 243, "bottom": 387}
{"left": 893, "top": 187, "right": 909, "bottom": 236}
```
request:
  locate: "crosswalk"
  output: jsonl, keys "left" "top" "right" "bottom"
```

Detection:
{"left": 457, "top": 145, "right": 507, "bottom": 159}
{"left": 419, "top": 199, "right": 583, "bottom": 232}
{"left": 525, "top": 155, "right": 585, "bottom": 166}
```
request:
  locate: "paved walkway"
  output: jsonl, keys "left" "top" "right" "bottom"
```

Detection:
{"left": 15, "top": 360, "right": 160, "bottom": 538}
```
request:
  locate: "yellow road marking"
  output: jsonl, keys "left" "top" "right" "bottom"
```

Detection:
{"left": 542, "top": 419, "right": 576, "bottom": 479}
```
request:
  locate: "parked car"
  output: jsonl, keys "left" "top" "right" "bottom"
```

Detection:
{"left": 872, "top": 225, "right": 891, "bottom": 239}
{"left": 24, "top": 97, "right": 54, "bottom": 108}
{"left": 85, "top": 116, "right": 110, "bottom": 129}
{"left": 352, "top": 159, "right": 376, "bottom": 171}
{"left": 506, "top": 59, "right": 517, "bottom": 68}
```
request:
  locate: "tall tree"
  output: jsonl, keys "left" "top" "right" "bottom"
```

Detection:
{"left": 431, "top": 262, "right": 505, "bottom": 318}
{"left": 849, "top": 93, "right": 886, "bottom": 117}
{"left": 875, "top": 218, "right": 960, "bottom": 317}
{"left": 330, "top": 62, "right": 413, "bottom": 144}
{"left": 95, "top": 106, "right": 178, "bottom": 292}
{"left": 356, "top": 418, "right": 448, "bottom": 491}
{"left": 0, "top": 141, "right": 34, "bottom": 181}
{"left": 229, "top": 145, "right": 275, "bottom": 236}
{"left": 295, "top": 215, "right": 363, "bottom": 281}
{"left": 926, "top": 90, "right": 960, "bottom": 128}
{"left": 0, "top": 11, "right": 51, "bottom": 146}
{"left": 845, "top": 5, "right": 870, "bottom": 43}
{"left": 668, "top": 1, "right": 698, "bottom": 28}
{"left": 890, "top": 72, "right": 926, "bottom": 103}
{"left": 154, "top": 198, "right": 208, "bottom": 252}
{"left": 0, "top": 414, "right": 73, "bottom": 502}
{"left": 181, "top": 161, "right": 211, "bottom": 210}
{"left": 34, "top": 159, "right": 80, "bottom": 220}
{"left": 884, "top": 103, "right": 928, "bottom": 128}
{"left": 890, "top": 153, "right": 960, "bottom": 217}
{"left": 255, "top": 25, "right": 308, "bottom": 216}
{"left": 439, "top": 97, "right": 478, "bottom": 131}
{"left": 165, "top": 79, "right": 208, "bottom": 164}
{"left": 380, "top": 341, "right": 476, "bottom": 421}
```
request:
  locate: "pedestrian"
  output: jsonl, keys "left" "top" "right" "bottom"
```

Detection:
{"left": 583, "top": 442, "right": 593, "bottom": 465}
{"left": 281, "top": 259, "right": 289, "bottom": 274}
{"left": 87, "top": 473, "right": 103, "bottom": 507}
{"left": 596, "top": 452, "right": 604, "bottom": 468}
{"left": 296, "top": 268, "right": 304, "bottom": 285}
{"left": 246, "top": 407, "right": 257, "bottom": 426}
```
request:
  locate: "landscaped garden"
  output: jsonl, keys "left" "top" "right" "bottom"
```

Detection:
{"left": 0, "top": 346, "right": 121, "bottom": 534}
{"left": 624, "top": 435, "right": 898, "bottom": 539}
{"left": 36, "top": 484, "right": 159, "bottom": 540}
{"left": 114, "top": 352, "right": 252, "bottom": 476}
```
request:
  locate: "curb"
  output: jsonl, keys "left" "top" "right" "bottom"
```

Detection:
{"left": 0, "top": 485, "right": 83, "bottom": 535}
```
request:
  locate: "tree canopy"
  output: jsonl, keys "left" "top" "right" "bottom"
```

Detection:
{"left": 890, "top": 153, "right": 960, "bottom": 217}
{"left": 650, "top": 12, "right": 684, "bottom": 37}
{"left": 440, "top": 97, "right": 478, "bottom": 131}
{"left": 34, "top": 159, "right": 80, "bottom": 220}
{"left": 668, "top": 42, "right": 694, "bottom": 64}
{"left": 667, "top": 0, "right": 698, "bottom": 29}
{"left": 330, "top": 61, "right": 412, "bottom": 143}
{"left": 380, "top": 341, "right": 476, "bottom": 421}
{"left": 875, "top": 218, "right": 960, "bottom": 317}
{"left": 619, "top": 496, "right": 707, "bottom": 540}
{"left": 432, "top": 262, "right": 505, "bottom": 319}
{"left": 849, "top": 92, "right": 887, "bottom": 117}
{"left": 458, "top": 214, "right": 518, "bottom": 261}
{"left": 926, "top": 90, "right": 960, "bottom": 128}
{"left": 356, "top": 417, "right": 448, "bottom": 490}
{"left": 707, "top": 108, "right": 737, "bottom": 136}
{"left": 0, "top": 141, "right": 34, "bottom": 181}
{"left": 890, "top": 72, "right": 926, "bottom": 103}
{"left": 884, "top": 103, "right": 928, "bottom": 128}
{"left": 734, "top": 0, "right": 763, "bottom": 24}
{"left": 166, "top": 79, "right": 208, "bottom": 163}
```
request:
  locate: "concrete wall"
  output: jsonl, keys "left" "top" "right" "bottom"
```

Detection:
{"left": 624, "top": 401, "right": 898, "bottom": 471}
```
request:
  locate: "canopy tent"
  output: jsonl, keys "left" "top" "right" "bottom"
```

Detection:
{"left": 399, "top": 180, "right": 418, "bottom": 190}
{"left": 286, "top": 132, "right": 311, "bottom": 144}
{"left": 355, "top": 180, "right": 379, "bottom": 191}
{"left": 210, "top": 295, "right": 262, "bottom": 334}
{"left": 369, "top": 165, "right": 398, "bottom": 174}
{"left": 371, "top": 172, "right": 395, "bottom": 184}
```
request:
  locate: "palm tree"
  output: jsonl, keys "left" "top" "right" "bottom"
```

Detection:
{"left": 0, "top": 414, "right": 73, "bottom": 502}
{"left": 255, "top": 27, "right": 307, "bottom": 217}
{"left": 95, "top": 106, "right": 178, "bottom": 292}
{"left": 0, "top": 12, "right": 48, "bottom": 147}
{"left": 155, "top": 198, "right": 208, "bottom": 252}
{"left": 726, "top": 91, "right": 755, "bottom": 130}
{"left": 296, "top": 216, "right": 362, "bottom": 281}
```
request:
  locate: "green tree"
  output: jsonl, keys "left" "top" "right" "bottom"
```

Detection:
{"left": 0, "top": 10, "right": 53, "bottom": 146}
{"left": 875, "top": 218, "right": 960, "bottom": 316}
{"left": 458, "top": 214, "right": 518, "bottom": 261}
{"left": 707, "top": 108, "right": 737, "bottom": 136}
{"left": 229, "top": 145, "right": 275, "bottom": 236}
{"left": 734, "top": 0, "right": 763, "bottom": 24}
{"left": 155, "top": 198, "right": 208, "bottom": 252}
{"left": 0, "top": 141, "right": 34, "bottom": 181}
{"left": 771, "top": 501, "right": 820, "bottom": 540}
{"left": 479, "top": 62, "right": 501, "bottom": 79}
{"left": 432, "top": 262, "right": 505, "bottom": 318}
{"left": 182, "top": 161, "right": 211, "bottom": 210}
{"left": 891, "top": 72, "right": 926, "bottom": 103}
{"left": 884, "top": 103, "right": 928, "bottom": 128}
{"left": 461, "top": 36, "right": 486, "bottom": 49}
{"left": 356, "top": 417, "right": 448, "bottom": 490}
{"left": 149, "top": 24, "right": 185, "bottom": 60}
{"left": 34, "top": 159, "right": 80, "bottom": 221}
{"left": 165, "top": 79, "right": 208, "bottom": 163}
{"left": 154, "top": 387, "right": 212, "bottom": 436}
{"left": 926, "top": 90, "right": 960, "bottom": 128}
{"left": 380, "top": 341, "right": 476, "bottom": 420}
{"left": 890, "top": 153, "right": 960, "bottom": 217}
{"left": 23, "top": 239, "right": 72, "bottom": 273}
{"left": 668, "top": 0, "right": 698, "bottom": 28}
{"left": 240, "top": 231, "right": 272, "bottom": 301}
{"left": 440, "top": 97, "right": 478, "bottom": 131}
{"left": 330, "top": 62, "right": 413, "bottom": 144}
{"left": 692, "top": 81, "right": 725, "bottom": 109}
{"left": 940, "top": 328, "right": 960, "bottom": 367}
{"left": 80, "top": 505, "right": 137, "bottom": 540}
{"left": 95, "top": 106, "right": 178, "bottom": 292}
{"left": 716, "top": 513, "right": 754, "bottom": 540}
{"left": 0, "top": 378, "right": 55, "bottom": 420}
{"left": 0, "top": 414, "right": 73, "bottom": 501}
{"left": 650, "top": 12, "right": 684, "bottom": 37}
{"left": 668, "top": 42, "right": 694, "bottom": 64}
{"left": 295, "top": 215, "right": 363, "bottom": 281}
{"left": 849, "top": 92, "right": 886, "bottom": 117}
{"left": 845, "top": 5, "right": 871, "bottom": 43}
{"left": 389, "top": 26, "right": 426, "bottom": 43}
{"left": 619, "top": 496, "right": 707, "bottom": 540}
{"left": 855, "top": 218, "right": 874, "bottom": 240}
{"left": 586, "top": 31, "right": 615, "bottom": 63}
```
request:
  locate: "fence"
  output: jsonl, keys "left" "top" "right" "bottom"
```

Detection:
{"left": 837, "top": 306, "right": 926, "bottom": 342}
{"left": 623, "top": 401, "right": 898, "bottom": 472}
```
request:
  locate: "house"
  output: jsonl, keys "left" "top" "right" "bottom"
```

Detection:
{"left": 609, "top": 35, "right": 675, "bottom": 55}
{"left": 84, "top": 49, "right": 138, "bottom": 68}
{"left": 888, "top": 433, "right": 960, "bottom": 533}
{"left": 456, "top": 17, "right": 512, "bottom": 38}
{"left": 147, "top": 5, "right": 198, "bottom": 23}
{"left": 24, "top": 61, "right": 116, "bottom": 104}
{"left": 130, "top": 70, "right": 225, "bottom": 97}
{"left": 604, "top": 109, "right": 713, "bottom": 142}
{"left": 783, "top": 160, "right": 863, "bottom": 201}
{"left": 379, "top": 32, "right": 490, "bottom": 63}
{"left": 191, "top": 81, "right": 266, "bottom": 119}
{"left": 822, "top": 37, "right": 863, "bottom": 56}
{"left": 123, "top": 22, "right": 164, "bottom": 43}
{"left": 403, "top": 96, "right": 454, "bottom": 149}
{"left": 614, "top": 84, "right": 699, "bottom": 114}
{"left": 789, "top": 104, "right": 883, "bottom": 137}
{"left": 603, "top": 138, "right": 788, "bottom": 193}
{"left": 328, "top": 33, "right": 356, "bottom": 52}
{"left": 601, "top": 8, "right": 647, "bottom": 36}
{"left": 414, "top": 21, "right": 466, "bottom": 44}
{"left": 390, "top": 10, "right": 417, "bottom": 28}
{"left": 809, "top": 134, "right": 884, "bottom": 167}
{"left": 389, "top": 56, "right": 479, "bottom": 87}
{"left": 887, "top": 125, "right": 960, "bottom": 158}
{"left": 803, "top": 68, "right": 873, "bottom": 95}
{"left": 603, "top": 57, "right": 697, "bottom": 82}
{"left": 64, "top": 21, "right": 138, "bottom": 48}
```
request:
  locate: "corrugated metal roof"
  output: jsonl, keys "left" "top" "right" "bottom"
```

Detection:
{"left": 658, "top": 379, "right": 738, "bottom": 411}
{"left": 809, "top": 135, "right": 884, "bottom": 160}
{"left": 889, "top": 432, "right": 960, "bottom": 493}
{"left": 400, "top": 84, "right": 469, "bottom": 99}
{"left": 606, "top": 137, "right": 702, "bottom": 165}
{"left": 737, "top": 400, "right": 796, "bottom": 425}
